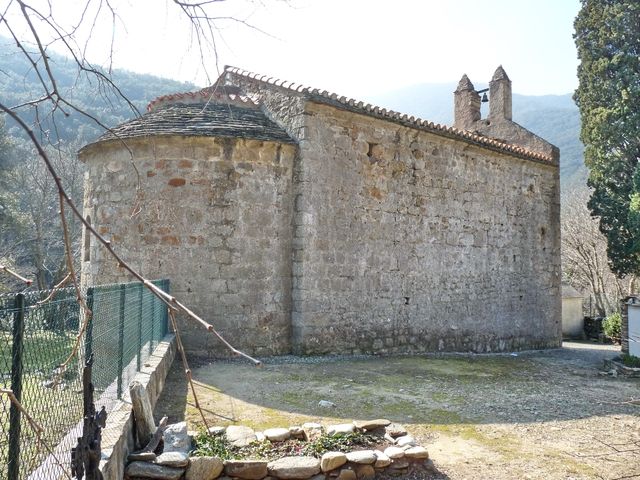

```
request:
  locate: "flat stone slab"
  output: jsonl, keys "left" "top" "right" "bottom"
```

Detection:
{"left": 264, "top": 427, "right": 291, "bottom": 442}
{"left": 345, "top": 450, "right": 376, "bottom": 464}
{"left": 268, "top": 456, "right": 321, "bottom": 479}
{"left": 125, "top": 461, "right": 184, "bottom": 480}
{"left": 186, "top": 456, "right": 224, "bottom": 480}
{"left": 321, "top": 451, "right": 347, "bottom": 472}
{"left": 383, "top": 446, "right": 405, "bottom": 459}
{"left": 327, "top": 423, "right": 355, "bottom": 436}
{"left": 156, "top": 451, "right": 189, "bottom": 467}
{"left": 385, "top": 424, "right": 407, "bottom": 438}
{"left": 128, "top": 451, "right": 156, "bottom": 462}
{"left": 353, "top": 419, "right": 391, "bottom": 431}
{"left": 226, "top": 425, "right": 257, "bottom": 447}
{"left": 224, "top": 460, "right": 268, "bottom": 480}
{"left": 404, "top": 446, "right": 429, "bottom": 459}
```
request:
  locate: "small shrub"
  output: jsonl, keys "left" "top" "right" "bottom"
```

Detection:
{"left": 621, "top": 353, "right": 640, "bottom": 368}
{"left": 192, "top": 430, "right": 235, "bottom": 459}
{"left": 191, "top": 430, "right": 382, "bottom": 460}
{"left": 603, "top": 312, "right": 621, "bottom": 341}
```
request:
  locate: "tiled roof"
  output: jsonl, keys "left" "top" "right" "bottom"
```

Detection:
{"left": 222, "top": 66, "right": 554, "bottom": 163}
{"left": 90, "top": 101, "right": 295, "bottom": 145}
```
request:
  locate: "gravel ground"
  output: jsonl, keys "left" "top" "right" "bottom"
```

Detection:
{"left": 155, "top": 342, "right": 640, "bottom": 480}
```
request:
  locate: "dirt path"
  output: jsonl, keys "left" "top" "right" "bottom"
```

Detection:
{"left": 155, "top": 342, "right": 640, "bottom": 479}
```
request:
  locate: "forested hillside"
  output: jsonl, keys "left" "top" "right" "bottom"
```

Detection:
{"left": 0, "top": 38, "right": 197, "bottom": 291}
{"left": 0, "top": 36, "right": 196, "bottom": 149}
{"left": 369, "top": 84, "right": 585, "bottom": 190}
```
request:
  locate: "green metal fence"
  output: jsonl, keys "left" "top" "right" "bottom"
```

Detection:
{"left": 0, "top": 279, "right": 169, "bottom": 480}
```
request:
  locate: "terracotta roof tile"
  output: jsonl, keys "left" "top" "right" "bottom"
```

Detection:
{"left": 222, "top": 66, "right": 554, "bottom": 163}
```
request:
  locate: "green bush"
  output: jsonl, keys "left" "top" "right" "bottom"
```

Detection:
{"left": 603, "top": 312, "right": 622, "bottom": 340}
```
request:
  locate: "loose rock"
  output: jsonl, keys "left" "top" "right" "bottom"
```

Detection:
{"left": 321, "top": 452, "right": 347, "bottom": 472}
{"left": 226, "top": 425, "right": 257, "bottom": 447}
{"left": 404, "top": 446, "right": 429, "bottom": 459}
{"left": 318, "top": 400, "right": 336, "bottom": 408}
{"left": 345, "top": 450, "right": 376, "bottom": 465}
{"left": 268, "top": 456, "right": 321, "bottom": 479}
{"left": 264, "top": 427, "right": 290, "bottom": 442}
{"left": 353, "top": 419, "right": 391, "bottom": 431}
{"left": 125, "top": 461, "right": 184, "bottom": 480}
{"left": 327, "top": 424, "right": 355, "bottom": 436}
{"left": 224, "top": 460, "right": 269, "bottom": 480}
{"left": 186, "top": 456, "right": 224, "bottom": 480}
{"left": 163, "top": 422, "right": 191, "bottom": 453}
{"left": 395, "top": 435, "right": 416, "bottom": 447}
{"left": 383, "top": 446, "right": 405, "bottom": 459}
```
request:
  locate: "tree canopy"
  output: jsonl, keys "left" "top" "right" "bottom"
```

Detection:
{"left": 574, "top": 0, "right": 640, "bottom": 278}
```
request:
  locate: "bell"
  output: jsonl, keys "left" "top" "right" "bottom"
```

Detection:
{"left": 481, "top": 92, "right": 489, "bottom": 103}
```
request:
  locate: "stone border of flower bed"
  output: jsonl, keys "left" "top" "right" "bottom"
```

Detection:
{"left": 125, "top": 419, "right": 432, "bottom": 480}
{"left": 604, "top": 358, "right": 640, "bottom": 378}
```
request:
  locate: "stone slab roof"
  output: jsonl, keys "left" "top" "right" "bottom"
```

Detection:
{"left": 89, "top": 101, "right": 295, "bottom": 146}
{"left": 221, "top": 66, "right": 555, "bottom": 164}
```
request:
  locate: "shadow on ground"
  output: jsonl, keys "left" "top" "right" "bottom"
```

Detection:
{"left": 153, "top": 342, "right": 640, "bottom": 480}
{"left": 155, "top": 341, "right": 635, "bottom": 428}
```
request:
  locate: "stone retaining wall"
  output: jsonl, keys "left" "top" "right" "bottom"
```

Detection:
{"left": 100, "top": 334, "right": 176, "bottom": 480}
{"left": 125, "top": 419, "right": 433, "bottom": 480}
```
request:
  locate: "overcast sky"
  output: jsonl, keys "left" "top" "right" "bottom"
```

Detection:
{"left": 4, "top": 0, "right": 582, "bottom": 98}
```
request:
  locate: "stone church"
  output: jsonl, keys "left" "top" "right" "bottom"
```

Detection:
{"left": 79, "top": 66, "right": 561, "bottom": 357}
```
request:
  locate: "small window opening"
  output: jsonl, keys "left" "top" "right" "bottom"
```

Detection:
{"left": 367, "top": 142, "right": 377, "bottom": 158}
{"left": 83, "top": 215, "right": 91, "bottom": 262}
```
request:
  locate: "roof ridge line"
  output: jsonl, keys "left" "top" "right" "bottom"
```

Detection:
{"left": 223, "top": 66, "right": 554, "bottom": 163}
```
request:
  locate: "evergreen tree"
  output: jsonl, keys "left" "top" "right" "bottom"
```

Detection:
{"left": 574, "top": 0, "right": 640, "bottom": 278}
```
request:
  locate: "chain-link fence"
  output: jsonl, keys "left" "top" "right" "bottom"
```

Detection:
{"left": 0, "top": 279, "right": 169, "bottom": 480}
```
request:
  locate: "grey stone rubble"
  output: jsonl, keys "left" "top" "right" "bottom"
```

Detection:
{"left": 125, "top": 419, "right": 432, "bottom": 479}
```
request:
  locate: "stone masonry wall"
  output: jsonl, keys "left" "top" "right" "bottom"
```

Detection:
{"left": 290, "top": 102, "right": 561, "bottom": 354}
{"left": 80, "top": 136, "right": 297, "bottom": 357}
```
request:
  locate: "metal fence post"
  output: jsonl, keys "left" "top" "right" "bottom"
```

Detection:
{"left": 137, "top": 283, "right": 143, "bottom": 371}
{"left": 149, "top": 287, "right": 155, "bottom": 354}
{"left": 8, "top": 293, "right": 26, "bottom": 480}
{"left": 116, "top": 284, "right": 126, "bottom": 399}
{"left": 163, "top": 279, "right": 170, "bottom": 336}
{"left": 84, "top": 287, "right": 95, "bottom": 360}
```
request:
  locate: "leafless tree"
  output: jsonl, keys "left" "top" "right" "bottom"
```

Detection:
{"left": 0, "top": 0, "right": 269, "bottom": 472}
{"left": 561, "top": 187, "right": 628, "bottom": 316}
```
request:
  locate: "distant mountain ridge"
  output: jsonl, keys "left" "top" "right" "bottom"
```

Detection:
{"left": 367, "top": 83, "right": 585, "bottom": 190}
{"left": 0, "top": 36, "right": 197, "bottom": 145}
{"left": 0, "top": 37, "right": 585, "bottom": 191}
